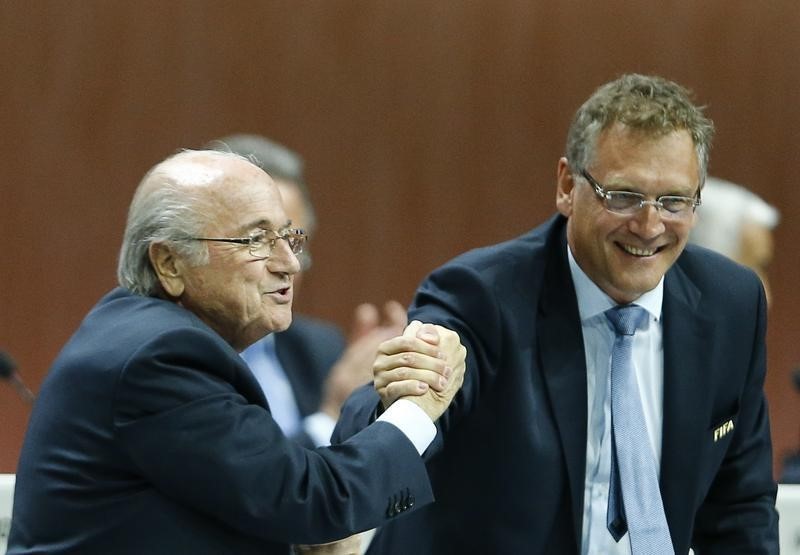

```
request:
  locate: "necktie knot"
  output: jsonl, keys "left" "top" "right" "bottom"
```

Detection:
{"left": 605, "top": 305, "right": 648, "bottom": 336}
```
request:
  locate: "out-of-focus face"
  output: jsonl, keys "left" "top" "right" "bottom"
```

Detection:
{"left": 275, "top": 179, "right": 311, "bottom": 290}
{"left": 556, "top": 123, "right": 700, "bottom": 304}
{"left": 737, "top": 220, "right": 775, "bottom": 305}
{"left": 169, "top": 156, "right": 302, "bottom": 350}
{"left": 275, "top": 180, "right": 309, "bottom": 232}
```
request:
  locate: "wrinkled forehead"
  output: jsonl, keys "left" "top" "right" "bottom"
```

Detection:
{"left": 159, "top": 151, "right": 284, "bottom": 232}
{"left": 209, "top": 175, "right": 286, "bottom": 237}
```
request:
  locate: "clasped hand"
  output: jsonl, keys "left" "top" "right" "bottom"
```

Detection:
{"left": 374, "top": 320, "right": 466, "bottom": 421}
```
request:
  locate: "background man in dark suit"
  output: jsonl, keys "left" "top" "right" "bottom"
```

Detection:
{"left": 334, "top": 74, "right": 779, "bottom": 554}
{"left": 208, "top": 134, "right": 406, "bottom": 448}
{"left": 8, "top": 150, "right": 466, "bottom": 554}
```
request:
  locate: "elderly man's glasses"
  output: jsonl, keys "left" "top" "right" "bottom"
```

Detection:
{"left": 580, "top": 169, "right": 701, "bottom": 219}
{"left": 191, "top": 227, "right": 307, "bottom": 259}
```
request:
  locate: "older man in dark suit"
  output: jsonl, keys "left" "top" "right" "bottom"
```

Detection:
{"left": 334, "top": 74, "right": 779, "bottom": 554}
{"left": 8, "top": 150, "right": 465, "bottom": 554}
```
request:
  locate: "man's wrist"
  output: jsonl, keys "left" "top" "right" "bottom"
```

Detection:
{"left": 377, "top": 399, "right": 436, "bottom": 455}
{"left": 303, "top": 412, "right": 337, "bottom": 447}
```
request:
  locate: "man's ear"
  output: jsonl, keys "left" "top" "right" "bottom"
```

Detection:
{"left": 149, "top": 242, "right": 185, "bottom": 298}
{"left": 555, "top": 157, "right": 575, "bottom": 217}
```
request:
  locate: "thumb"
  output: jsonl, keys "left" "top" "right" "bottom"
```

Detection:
{"left": 403, "top": 320, "right": 423, "bottom": 339}
{"left": 416, "top": 323, "right": 439, "bottom": 345}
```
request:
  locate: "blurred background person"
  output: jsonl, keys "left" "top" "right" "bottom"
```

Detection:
{"left": 689, "top": 176, "right": 780, "bottom": 304}
{"left": 207, "top": 134, "right": 406, "bottom": 447}
{"left": 688, "top": 179, "right": 800, "bottom": 483}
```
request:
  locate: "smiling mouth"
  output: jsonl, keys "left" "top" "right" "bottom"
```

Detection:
{"left": 619, "top": 243, "right": 661, "bottom": 257}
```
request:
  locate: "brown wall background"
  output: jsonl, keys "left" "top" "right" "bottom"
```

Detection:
{"left": 1, "top": 1, "right": 799, "bottom": 476}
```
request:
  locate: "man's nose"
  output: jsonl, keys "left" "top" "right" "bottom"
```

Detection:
{"left": 628, "top": 203, "right": 666, "bottom": 238}
{"left": 266, "top": 238, "right": 301, "bottom": 274}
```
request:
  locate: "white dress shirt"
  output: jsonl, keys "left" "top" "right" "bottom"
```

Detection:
{"left": 567, "top": 247, "right": 665, "bottom": 555}
{"left": 241, "top": 335, "right": 436, "bottom": 454}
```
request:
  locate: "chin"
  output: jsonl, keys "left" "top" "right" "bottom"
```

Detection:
{"left": 270, "top": 314, "right": 293, "bottom": 333}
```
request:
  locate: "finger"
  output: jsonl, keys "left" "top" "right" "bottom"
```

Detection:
{"left": 378, "top": 379, "right": 430, "bottom": 406}
{"left": 381, "top": 300, "right": 407, "bottom": 329}
{"left": 374, "top": 363, "right": 451, "bottom": 392}
{"left": 402, "top": 320, "right": 423, "bottom": 339}
{"left": 374, "top": 349, "right": 450, "bottom": 376}
{"left": 350, "top": 303, "right": 380, "bottom": 340}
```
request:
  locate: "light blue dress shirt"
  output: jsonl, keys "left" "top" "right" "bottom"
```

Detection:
{"left": 567, "top": 247, "right": 665, "bottom": 555}
{"left": 241, "top": 334, "right": 303, "bottom": 438}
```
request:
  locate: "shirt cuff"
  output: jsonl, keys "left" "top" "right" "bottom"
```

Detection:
{"left": 377, "top": 399, "right": 437, "bottom": 455}
{"left": 303, "top": 412, "right": 337, "bottom": 447}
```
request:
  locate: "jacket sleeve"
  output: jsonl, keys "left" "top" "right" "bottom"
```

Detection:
{"left": 112, "top": 326, "right": 433, "bottom": 545}
{"left": 335, "top": 258, "right": 509, "bottom": 457}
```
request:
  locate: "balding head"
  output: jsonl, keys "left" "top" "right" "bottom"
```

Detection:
{"left": 118, "top": 149, "right": 303, "bottom": 349}
{"left": 118, "top": 150, "right": 259, "bottom": 296}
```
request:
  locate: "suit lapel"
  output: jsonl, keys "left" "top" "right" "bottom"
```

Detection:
{"left": 659, "top": 262, "right": 715, "bottom": 548}
{"left": 538, "top": 224, "right": 588, "bottom": 547}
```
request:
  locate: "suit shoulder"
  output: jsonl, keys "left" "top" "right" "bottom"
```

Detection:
{"left": 93, "top": 288, "right": 208, "bottom": 330}
{"left": 440, "top": 216, "right": 559, "bottom": 274}
{"left": 674, "top": 244, "right": 764, "bottom": 308}
{"left": 677, "top": 245, "right": 762, "bottom": 289}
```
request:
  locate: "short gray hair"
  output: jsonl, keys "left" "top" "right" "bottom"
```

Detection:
{"left": 117, "top": 149, "right": 247, "bottom": 296}
{"left": 566, "top": 74, "right": 715, "bottom": 185}
{"left": 690, "top": 177, "right": 780, "bottom": 258}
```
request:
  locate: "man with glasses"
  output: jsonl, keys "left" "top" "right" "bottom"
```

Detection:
{"left": 207, "top": 134, "right": 407, "bottom": 451}
{"left": 334, "top": 74, "right": 778, "bottom": 553}
{"left": 8, "top": 150, "right": 466, "bottom": 555}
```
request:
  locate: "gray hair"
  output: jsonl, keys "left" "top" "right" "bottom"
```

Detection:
{"left": 566, "top": 74, "right": 715, "bottom": 186}
{"left": 689, "top": 177, "right": 780, "bottom": 258}
{"left": 117, "top": 149, "right": 248, "bottom": 296}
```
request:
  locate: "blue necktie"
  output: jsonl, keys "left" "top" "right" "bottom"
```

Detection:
{"left": 606, "top": 305, "right": 673, "bottom": 553}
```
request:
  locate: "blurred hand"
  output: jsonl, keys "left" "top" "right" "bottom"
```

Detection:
{"left": 293, "top": 532, "right": 362, "bottom": 555}
{"left": 320, "top": 301, "right": 407, "bottom": 419}
{"left": 373, "top": 321, "right": 466, "bottom": 421}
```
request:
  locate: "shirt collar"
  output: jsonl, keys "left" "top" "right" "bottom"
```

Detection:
{"left": 566, "top": 244, "right": 663, "bottom": 323}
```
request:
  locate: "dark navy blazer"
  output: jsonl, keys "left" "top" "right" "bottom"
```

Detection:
{"left": 9, "top": 289, "right": 432, "bottom": 554}
{"left": 335, "top": 214, "right": 778, "bottom": 554}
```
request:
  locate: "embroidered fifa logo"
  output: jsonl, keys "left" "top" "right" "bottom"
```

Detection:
{"left": 713, "top": 419, "right": 734, "bottom": 442}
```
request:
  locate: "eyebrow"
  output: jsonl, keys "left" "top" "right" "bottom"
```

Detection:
{"left": 238, "top": 218, "right": 293, "bottom": 235}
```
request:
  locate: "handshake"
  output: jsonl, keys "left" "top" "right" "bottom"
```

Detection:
{"left": 294, "top": 320, "right": 466, "bottom": 555}
{"left": 373, "top": 320, "right": 467, "bottom": 421}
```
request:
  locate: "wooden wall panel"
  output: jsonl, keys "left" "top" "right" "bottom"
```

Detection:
{"left": 2, "top": 1, "right": 798, "bottom": 477}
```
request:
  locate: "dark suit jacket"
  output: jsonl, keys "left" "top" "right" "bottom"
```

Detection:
{"left": 335, "top": 214, "right": 778, "bottom": 554}
{"left": 9, "top": 288, "right": 432, "bottom": 555}
{"left": 275, "top": 316, "right": 345, "bottom": 420}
